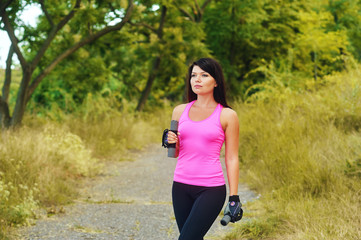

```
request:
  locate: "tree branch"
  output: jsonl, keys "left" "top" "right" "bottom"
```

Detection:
{"left": 194, "top": 0, "right": 201, "bottom": 15}
{"left": 176, "top": 5, "right": 195, "bottom": 22}
{"left": 0, "top": 0, "right": 12, "bottom": 17}
{"left": 31, "top": 0, "right": 81, "bottom": 68}
{"left": 131, "top": 40, "right": 149, "bottom": 44}
{"left": 129, "top": 21, "right": 157, "bottom": 34}
{"left": 1, "top": 11, "right": 27, "bottom": 68}
{"left": 198, "top": 0, "right": 212, "bottom": 22}
{"left": 39, "top": 0, "right": 54, "bottom": 27}
{"left": 157, "top": 6, "right": 167, "bottom": 38}
{"left": 2, "top": 44, "right": 14, "bottom": 103}
{"left": 108, "top": 2, "right": 121, "bottom": 17}
{"left": 201, "top": 0, "right": 212, "bottom": 11}
{"left": 26, "top": 0, "right": 135, "bottom": 101}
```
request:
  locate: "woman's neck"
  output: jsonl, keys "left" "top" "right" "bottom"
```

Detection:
{"left": 194, "top": 95, "right": 217, "bottom": 108}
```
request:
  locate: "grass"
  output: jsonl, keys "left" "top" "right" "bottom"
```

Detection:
{"left": 26, "top": 93, "right": 172, "bottom": 161}
{"left": 0, "top": 124, "right": 100, "bottom": 229}
{"left": 0, "top": 95, "right": 170, "bottom": 238}
{"left": 66, "top": 100, "right": 171, "bottom": 161}
{"left": 225, "top": 65, "right": 361, "bottom": 239}
{"left": 71, "top": 225, "right": 105, "bottom": 234}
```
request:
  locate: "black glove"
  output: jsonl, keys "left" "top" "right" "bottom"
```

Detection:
{"left": 162, "top": 129, "right": 169, "bottom": 148}
{"left": 224, "top": 195, "right": 243, "bottom": 223}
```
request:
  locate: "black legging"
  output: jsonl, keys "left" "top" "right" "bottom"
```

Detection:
{"left": 172, "top": 181, "right": 226, "bottom": 240}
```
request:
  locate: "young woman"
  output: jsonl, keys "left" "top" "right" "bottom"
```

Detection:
{"left": 167, "top": 58, "right": 242, "bottom": 240}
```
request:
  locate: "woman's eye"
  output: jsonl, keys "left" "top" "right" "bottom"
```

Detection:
{"left": 191, "top": 74, "right": 196, "bottom": 78}
{"left": 202, "top": 74, "right": 208, "bottom": 77}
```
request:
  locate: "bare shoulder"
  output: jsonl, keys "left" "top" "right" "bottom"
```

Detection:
{"left": 222, "top": 107, "right": 238, "bottom": 118}
{"left": 172, "top": 104, "right": 187, "bottom": 121}
{"left": 220, "top": 107, "right": 239, "bottom": 130}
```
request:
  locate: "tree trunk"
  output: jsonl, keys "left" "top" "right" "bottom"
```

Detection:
{"left": 312, "top": 51, "right": 318, "bottom": 82}
{"left": 10, "top": 67, "right": 33, "bottom": 127}
{"left": 136, "top": 56, "right": 161, "bottom": 111}
{"left": 0, "top": 43, "right": 14, "bottom": 129}
{"left": 135, "top": 6, "right": 167, "bottom": 111}
{"left": 2, "top": 44, "right": 13, "bottom": 101}
{"left": 0, "top": 99, "right": 11, "bottom": 129}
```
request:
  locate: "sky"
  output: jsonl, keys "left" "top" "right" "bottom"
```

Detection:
{"left": 0, "top": 4, "right": 41, "bottom": 68}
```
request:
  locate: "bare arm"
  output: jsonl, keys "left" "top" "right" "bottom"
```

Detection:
{"left": 222, "top": 109, "right": 240, "bottom": 196}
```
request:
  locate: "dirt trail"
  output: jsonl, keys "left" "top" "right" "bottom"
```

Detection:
{"left": 17, "top": 145, "right": 257, "bottom": 240}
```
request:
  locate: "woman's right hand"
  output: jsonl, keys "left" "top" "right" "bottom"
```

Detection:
{"left": 167, "top": 131, "right": 180, "bottom": 146}
{"left": 166, "top": 130, "right": 180, "bottom": 157}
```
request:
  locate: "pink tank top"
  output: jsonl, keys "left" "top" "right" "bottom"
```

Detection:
{"left": 174, "top": 100, "right": 225, "bottom": 187}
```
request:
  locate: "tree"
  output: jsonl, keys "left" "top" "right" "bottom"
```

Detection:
{"left": 134, "top": 0, "right": 212, "bottom": 111}
{"left": 135, "top": 4, "right": 167, "bottom": 111}
{"left": 0, "top": 0, "right": 134, "bottom": 128}
{"left": 203, "top": 0, "right": 309, "bottom": 97}
{"left": 326, "top": 0, "right": 361, "bottom": 60}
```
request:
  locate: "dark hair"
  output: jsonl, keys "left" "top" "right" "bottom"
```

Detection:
{"left": 187, "top": 58, "right": 230, "bottom": 108}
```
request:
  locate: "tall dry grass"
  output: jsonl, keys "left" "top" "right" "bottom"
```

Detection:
{"left": 226, "top": 66, "right": 361, "bottom": 239}
{"left": 63, "top": 94, "right": 171, "bottom": 161}
{"left": 0, "top": 94, "right": 170, "bottom": 238}
{"left": 0, "top": 124, "right": 100, "bottom": 238}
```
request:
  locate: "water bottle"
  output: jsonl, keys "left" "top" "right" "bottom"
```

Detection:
{"left": 168, "top": 120, "right": 178, "bottom": 158}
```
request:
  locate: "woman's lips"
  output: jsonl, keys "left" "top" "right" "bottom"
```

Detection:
{"left": 194, "top": 85, "right": 202, "bottom": 88}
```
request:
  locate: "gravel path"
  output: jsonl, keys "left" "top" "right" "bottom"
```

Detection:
{"left": 17, "top": 145, "right": 257, "bottom": 240}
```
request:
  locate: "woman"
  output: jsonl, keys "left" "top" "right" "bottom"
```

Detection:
{"left": 167, "top": 58, "right": 242, "bottom": 240}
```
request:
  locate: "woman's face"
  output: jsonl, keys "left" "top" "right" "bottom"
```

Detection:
{"left": 190, "top": 65, "right": 217, "bottom": 95}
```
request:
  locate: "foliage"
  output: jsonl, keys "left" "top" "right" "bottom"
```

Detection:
{"left": 326, "top": 0, "right": 361, "bottom": 60}
{"left": 28, "top": 1, "right": 211, "bottom": 113}
{"left": 0, "top": 0, "right": 134, "bottom": 127}
{"left": 33, "top": 54, "right": 113, "bottom": 107}
{"left": 2, "top": 0, "right": 361, "bottom": 117}
{"left": 202, "top": 0, "right": 360, "bottom": 100}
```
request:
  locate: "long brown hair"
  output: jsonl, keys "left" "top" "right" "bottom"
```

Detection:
{"left": 187, "top": 58, "right": 230, "bottom": 108}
